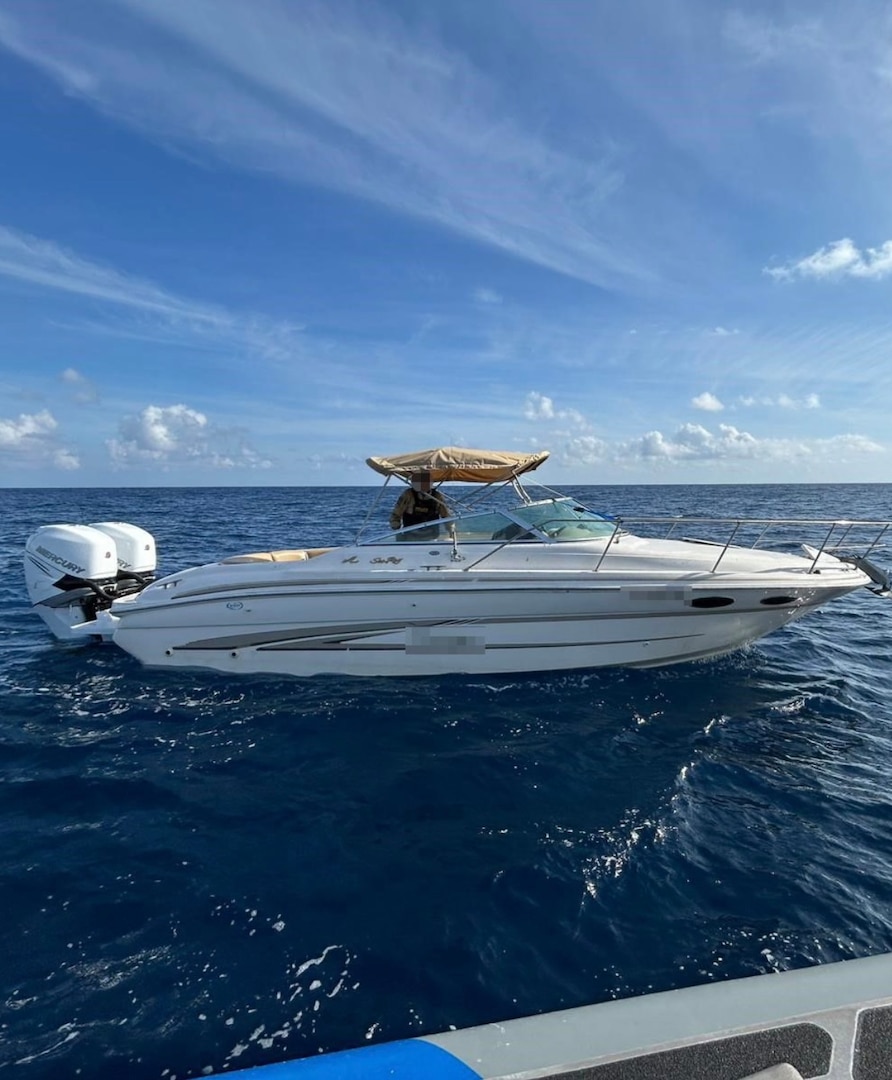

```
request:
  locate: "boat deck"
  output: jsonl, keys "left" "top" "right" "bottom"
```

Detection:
{"left": 225, "top": 951, "right": 892, "bottom": 1078}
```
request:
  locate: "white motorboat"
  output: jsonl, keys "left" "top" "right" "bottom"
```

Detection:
{"left": 23, "top": 447, "right": 892, "bottom": 678}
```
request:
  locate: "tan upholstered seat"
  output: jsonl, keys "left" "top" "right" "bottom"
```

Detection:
{"left": 221, "top": 548, "right": 333, "bottom": 564}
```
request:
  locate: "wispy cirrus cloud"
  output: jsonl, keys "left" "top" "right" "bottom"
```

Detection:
{"left": 0, "top": 224, "right": 214, "bottom": 316}
{"left": 0, "top": 224, "right": 306, "bottom": 362}
{"left": 723, "top": 11, "right": 826, "bottom": 66}
{"left": 0, "top": 0, "right": 642, "bottom": 290}
{"left": 723, "top": 8, "right": 892, "bottom": 164}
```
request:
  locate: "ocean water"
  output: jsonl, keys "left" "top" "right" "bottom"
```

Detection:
{"left": 3, "top": 483, "right": 892, "bottom": 1079}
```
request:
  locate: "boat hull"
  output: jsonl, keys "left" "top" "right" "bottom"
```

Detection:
{"left": 24, "top": 478, "right": 890, "bottom": 678}
{"left": 109, "top": 574, "right": 858, "bottom": 677}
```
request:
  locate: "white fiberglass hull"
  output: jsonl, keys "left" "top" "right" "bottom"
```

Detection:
{"left": 106, "top": 561, "right": 863, "bottom": 677}
{"left": 28, "top": 491, "right": 887, "bottom": 678}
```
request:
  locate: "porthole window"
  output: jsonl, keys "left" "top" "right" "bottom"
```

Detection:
{"left": 690, "top": 596, "right": 735, "bottom": 609}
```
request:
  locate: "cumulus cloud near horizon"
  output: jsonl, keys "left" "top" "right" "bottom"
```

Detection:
{"left": 524, "top": 391, "right": 585, "bottom": 426}
{"left": 559, "top": 423, "right": 882, "bottom": 468}
{"left": 0, "top": 408, "right": 57, "bottom": 447}
{"left": 523, "top": 391, "right": 878, "bottom": 470}
{"left": 0, "top": 407, "right": 80, "bottom": 469}
{"left": 107, "top": 403, "right": 272, "bottom": 470}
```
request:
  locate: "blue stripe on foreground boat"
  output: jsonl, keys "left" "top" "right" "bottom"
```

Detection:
{"left": 223, "top": 1038, "right": 480, "bottom": 1078}
{"left": 226, "top": 952, "right": 892, "bottom": 1079}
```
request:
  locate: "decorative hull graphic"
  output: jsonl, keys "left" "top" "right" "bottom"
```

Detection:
{"left": 109, "top": 575, "right": 844, "bottom": 677}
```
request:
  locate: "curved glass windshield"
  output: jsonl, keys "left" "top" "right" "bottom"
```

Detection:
{"left": 362, "top": 498, "right": 616, "bottom": 544}
{"left": 512, "top": 499, "right": 617, "bottom": 539}
{"left": 364, "top": 510, "right": 518, "bottom": 544}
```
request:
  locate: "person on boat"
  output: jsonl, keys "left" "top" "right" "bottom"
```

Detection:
{"left": 390, "top": 471, "right": 451, "bottom": 538}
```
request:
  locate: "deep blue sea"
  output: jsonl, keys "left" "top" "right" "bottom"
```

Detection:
{"left": 3, "top": 483, "right": 892, "bottom": 1079}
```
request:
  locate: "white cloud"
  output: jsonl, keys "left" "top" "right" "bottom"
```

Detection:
{"left": 691, "top": 391, "right": 724, "bottom": 412}
{"left": 738, "top": 393, "right": 821, "bottom": 410}
{"left": 524, "top": 391, "right": 555, "bottom": 421}
{"left": 630, "top": 423, "right": 760, "bottom": 461}
{"left": 766, "top": 238, "right": 892, "bottom": 282}
{"left": 526, "top": 394, "right": 879, "bottom": 473}
{"left": 0, "top": 408, "right": 57, "bottom": 447}
{"left": 0, "top": 408, "right": 80, "bottom": 470}
{"left": 561, "top": 434, "right": 609, "bottom": 465}
{"left": 106, "top": 404, "right": 272, "bottom": 469}
{"left": 558, "top": 423, "right": 882, "bottom": 469}
{"left": 524, "top": 391, "right": 586, "bottom": 427}
{"left": 53, "top": 448, "right": 81, "bottom": 470}
{"left": 708, "top": 326, "right": 739, "bottom": 337}
{"left": 546, "top": 404, "right": 851, "bottom": 468}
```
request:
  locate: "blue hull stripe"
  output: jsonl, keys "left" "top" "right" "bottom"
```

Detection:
{"left": 226, "top": 1038, "right": 481, "bottom": 1079}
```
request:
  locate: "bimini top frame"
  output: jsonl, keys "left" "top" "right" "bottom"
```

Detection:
{"left": 357, "top": 446, "right": 551, "bottom": 539}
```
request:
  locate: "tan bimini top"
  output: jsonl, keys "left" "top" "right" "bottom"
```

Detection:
{"left": 366, "top": 446, "right": 550, "bottom": 483}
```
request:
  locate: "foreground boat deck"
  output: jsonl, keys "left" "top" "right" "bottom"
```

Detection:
{"left": 226, "top": 951, "right": 892, "bottom": 1078}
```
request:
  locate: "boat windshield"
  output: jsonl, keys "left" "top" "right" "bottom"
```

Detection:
{"left": 511, "top": 499, "right": 617, "bottom": 539}
{"left": 363, "top": 498, "right": 616, "bottom": 544}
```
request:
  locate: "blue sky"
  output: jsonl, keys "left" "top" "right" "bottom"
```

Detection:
{"left": 2, "top": 0, "right": 892, "bottom": 486}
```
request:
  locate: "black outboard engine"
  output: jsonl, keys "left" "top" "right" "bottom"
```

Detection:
{"left": 24, "top": 522, "right": 157, "bottom": 641}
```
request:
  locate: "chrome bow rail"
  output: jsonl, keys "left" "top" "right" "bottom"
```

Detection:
{"left": 599, "top": 516, "right": 892, "bottom": 582}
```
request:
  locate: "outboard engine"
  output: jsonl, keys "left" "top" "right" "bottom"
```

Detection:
{"left": 24, "top": 522, "right": 157, "bottom": 641}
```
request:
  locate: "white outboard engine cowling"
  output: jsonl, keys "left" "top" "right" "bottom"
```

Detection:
{"left": 24, "top": 522, "right": 157, "bottom": 642}
{"left": 89, "top": 522, "right": 157, "bottom": 576}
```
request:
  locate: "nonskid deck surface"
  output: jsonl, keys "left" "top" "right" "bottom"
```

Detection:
{"left": 224, "top": 952, "right": 892, "bottom": 1079}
